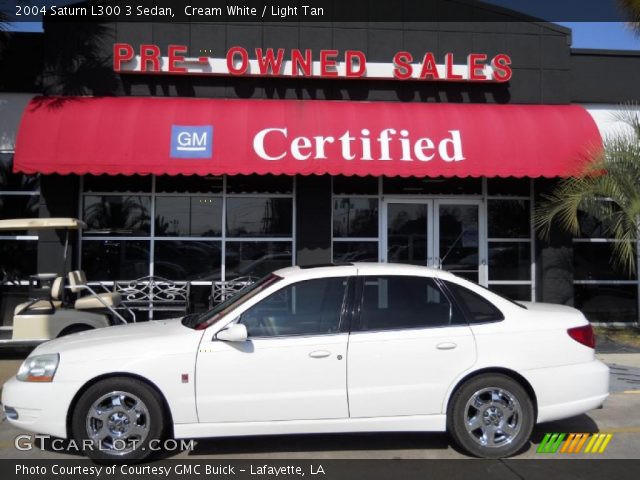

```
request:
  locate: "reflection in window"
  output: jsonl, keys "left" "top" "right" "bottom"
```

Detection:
{"left": 488, "top": 242, "right": 531, "bottom": 281}
{"left": 488, "top": 284, "right": 531, "bottom": 302}
{"left": 225, "top": 242, "right": 292, "bottom": 280}
{"left": 0, "top": 241, "right": 38, "bottom": 283}
{"left": 154, "top": 241, "right": 221, "bottom": 281}
{"left": 573, "top": 242, "right": 637, "bottom": 281}
{"left": 155, "top": 196, "right": 222, "bottom": 237}
{"left": 83, "top": 196, "right": 151, "bottom": 236}
{"left": 226, "top": 198, "right": 292, "bottom": 237}
{"left": 488, "top": 200, "right": 530, "bottom": 238}
{"left": 240, "top": 277, "right": 347, "bottom": 337}
{"left": 81, "top": 240, "right": 150, "bottom": 280}
{"left": 333, "top": 198, "right": 378, "bottom": 237}
{"left": 333, "top": 241, "right": 378, "bottom": 262}
{"left": 574, "top": 285, "right": 637, "bottom": 323}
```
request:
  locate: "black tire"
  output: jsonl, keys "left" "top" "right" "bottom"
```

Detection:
{"left": 57, "top": 324, "right": 93, "bottom": 338}
{"left": 447, "top": 373, "right": 534, "bottom": 458}
{"left": 72, "top": 377, "right": 166, "bottom": 462}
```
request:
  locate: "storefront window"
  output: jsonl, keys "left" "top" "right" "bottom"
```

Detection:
{"left": 332, "top": 177, "right": 380, "bottom": 264}
{"left": 226, "top": 198, "right": 293, "bottom": 237}
{"left": 487, "top": 242, "right": 532, "bottom": 281}
{"left": 487, "top": 200, "right": 530, "bottom": 239}
{"left": 155, "top": 196, "right": 222, "bottom": 237}
{"left": 572, "top": 206, "right": 639, "bottom": 323}
{"left": 333, "top": 198, "right": 378, "bottom": 238}
{"left": 81, "top": 240, "right": 150, "bottom": 281}
{"left": 486, "top": 180, "right": 533, "bottom": 301}
{"left": 574, "top": 285, "right": 638, "bottom": 324}
{"left": 154, "top": 240, "right": 221, "bottom": 281}
{"left": 83, "top": 195, "right": 151, "bottom": 236}
{"left": 225, "top": 242, "right": 292, "bottom": 279}
{"left": 83, "top": 174, "right": 151, "bottom": 193}
{"left": 333, "top": 241, "right": 378, "bottom": 262}
{"left": 80, "top": 175, "right": 294, "bottom": 290}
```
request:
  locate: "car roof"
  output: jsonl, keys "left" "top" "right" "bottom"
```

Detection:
{"left": 273, "top": 262, "right": 446, "bottom": 280}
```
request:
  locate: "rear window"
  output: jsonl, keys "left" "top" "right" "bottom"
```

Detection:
{"left": 444, "top": 281, "right": 504, "bottom": 324}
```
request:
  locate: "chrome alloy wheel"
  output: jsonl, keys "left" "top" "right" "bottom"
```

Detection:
{"left": 463, "top": 387, "right": 522, "bottom": 448}
{"left": 85, "top": 390, "right": 150, "bottom": 455}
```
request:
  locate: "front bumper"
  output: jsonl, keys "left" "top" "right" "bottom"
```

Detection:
{"left": 1, "top": 376, "right": 80, "bottom": 438}
{"left": 524, "top": 359, "right": 610, "bottom": 424}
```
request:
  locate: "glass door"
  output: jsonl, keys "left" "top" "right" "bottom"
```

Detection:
{"left": 382, "top": 199, "right": 486, "bottom": 285}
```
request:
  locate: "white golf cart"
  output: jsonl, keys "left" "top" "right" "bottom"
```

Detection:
{"left": 0, "top": 218, "right": 134, "bottom": 346}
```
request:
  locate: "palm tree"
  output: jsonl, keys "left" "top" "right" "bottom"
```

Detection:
{"left": 618, "top": 0, "right": 640, "bottom": 35}
{"left": 534, "top": 109, "right": 640, "bottom": 275}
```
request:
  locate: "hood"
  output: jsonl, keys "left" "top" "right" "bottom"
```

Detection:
{"left": 32, "top": 318, "right": 203, "bottom": 360}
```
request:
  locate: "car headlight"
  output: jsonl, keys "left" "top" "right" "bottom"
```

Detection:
{"left": 16, "top": 354, "right": 60, "bottom": 382}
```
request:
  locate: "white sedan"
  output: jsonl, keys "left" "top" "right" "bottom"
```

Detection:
{"left": 2, "top": 263, "right": 609, "bottom": 460}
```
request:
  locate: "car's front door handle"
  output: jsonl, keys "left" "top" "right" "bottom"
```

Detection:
{"left": 309, "top": 350, "right": 331, "bottom": 358}
{"left": 436, "top": 342, "right": 457, "bottom": 350}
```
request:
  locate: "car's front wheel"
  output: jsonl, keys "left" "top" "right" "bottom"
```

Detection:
{"left": 72, "top": 377, "right": 166, "bottom": 462}
{"left": 447, "top": 373, "right": 534, "bottom": 458}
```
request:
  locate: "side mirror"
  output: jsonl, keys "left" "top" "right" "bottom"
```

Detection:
{"left": 216, "top": 323, "right": 248, "bottom": 342}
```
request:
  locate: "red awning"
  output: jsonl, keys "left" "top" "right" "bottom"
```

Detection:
{"left": 14, "top": 96, "right": 602, "bottom": 178}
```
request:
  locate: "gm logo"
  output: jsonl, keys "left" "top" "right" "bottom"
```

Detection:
{"left": 170, "top": 125, "right": 213, "bottom": 159}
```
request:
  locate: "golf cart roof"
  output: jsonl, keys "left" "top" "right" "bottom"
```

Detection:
{"left": 0, "top": 218, "right": 86, "bottom": 231}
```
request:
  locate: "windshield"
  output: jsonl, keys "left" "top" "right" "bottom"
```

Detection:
{"left": 182, "top": 274, "right": 282, "bottom": 330}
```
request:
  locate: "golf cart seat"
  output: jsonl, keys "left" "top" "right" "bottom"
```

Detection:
{"left": 14, "top": 276, "right": 64, "bottom": 315}
{"left": 68, "top": 270, "right": 122, "bottom": 310}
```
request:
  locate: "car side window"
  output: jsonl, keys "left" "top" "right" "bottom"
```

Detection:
{"left": 444, "top": 281, "right": 504, "bottom": 323}
{"left": 355, "top": 276, "right": 464, "bottom": 331}
{"left": 239, "top": 277, "right": 348, "bottom": 337}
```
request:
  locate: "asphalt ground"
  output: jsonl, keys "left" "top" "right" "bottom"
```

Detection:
{"left": 0, "top": 354, "right": 638, "bottom": 461}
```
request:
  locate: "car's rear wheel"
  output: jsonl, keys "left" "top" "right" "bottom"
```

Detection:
{"left": 447, "top": 374, "right": 534, "bottom": 458}
{"left": 72, "top": 377, "right": 165, "bottom": 462}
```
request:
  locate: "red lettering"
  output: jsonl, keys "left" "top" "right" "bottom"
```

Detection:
{"left": 227, "top": 46, "right": 249, "bottom": 75}
{"left": 320, "top": 50, "right": 339, "bottom": 77}
{"left": 393, "top": 51, "right": 413, "bottom": 80}
{"left": 168, "top": 45, "right": 187, "bottom": 73}
{"left": 139, "top": 44, "right": 161, "bottom": 72}
{"left": 113, "top": 43, "right": 134, "bottom": 71}
{"left": 345, "top": 50, "right": 366, "bottom": 78}
{"left": 419, "top": 53, "right": 439, "bottom": 80}
{"left": 291, "top": 49, "right": 312, "bottom": 76}
{"left": 491, "top": 54, "right": 513, "bottom": 82}
{"left": 445, "top": 53, "right": 463, "bottom": 80}
{"left": 255, "top": 48, "right": 285, "bottom": 75}
{"left": 467, "top": 53, "right": 487, "bottom": 81}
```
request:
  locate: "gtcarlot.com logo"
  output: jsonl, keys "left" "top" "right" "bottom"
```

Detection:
{"left": 14, "top": 434, "right": 194, "bottom": 453}
{"left": 537, "top": 432, "right": 613, "bottom": 454}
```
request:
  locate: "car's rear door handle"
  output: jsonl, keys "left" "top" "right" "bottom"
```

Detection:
{"left": 436, "top": 342, "right": 457, "bottom": 350}
{"left": 309, "top": 350, "right": 331, "bottom": 358}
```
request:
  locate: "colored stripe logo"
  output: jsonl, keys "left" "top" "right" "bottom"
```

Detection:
{"left": 537, "top": 433, "right": 613, "bottom": 454}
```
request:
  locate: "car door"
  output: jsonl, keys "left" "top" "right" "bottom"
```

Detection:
{"left": 195, "top": 275, "right": 352, "bottom": 423}
{"left": 347, "top": 274, "right": 477, "bottom": 417}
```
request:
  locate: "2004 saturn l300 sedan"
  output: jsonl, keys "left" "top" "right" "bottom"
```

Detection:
{"left": 2, "top": 263, "right": 609, "bottom": 460}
